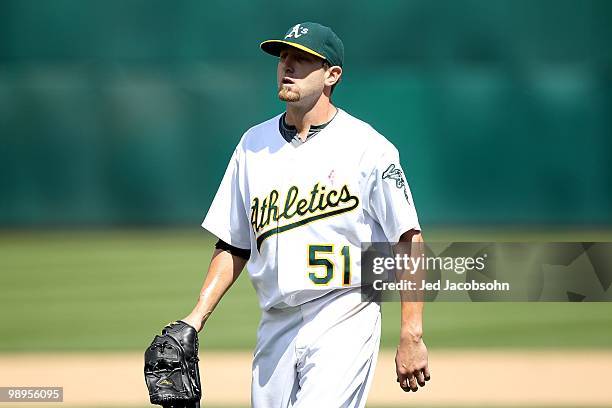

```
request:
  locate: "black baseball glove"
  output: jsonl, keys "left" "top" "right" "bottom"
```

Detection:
{"left": 144, "top": 321, "right": 202, "bottom": 408}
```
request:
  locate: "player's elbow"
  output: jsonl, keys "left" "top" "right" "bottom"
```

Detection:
{"left": 399, "top": 228, "right": 422, "bottom": 243}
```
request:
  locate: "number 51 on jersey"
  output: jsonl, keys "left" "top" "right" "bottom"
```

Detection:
{"left": 307, "top": 244, "right": 351, "bottom": 286}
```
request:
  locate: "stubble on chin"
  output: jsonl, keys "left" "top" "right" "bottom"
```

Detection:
{"left": 278, "top": 84, "right": 300, "bottom": 102}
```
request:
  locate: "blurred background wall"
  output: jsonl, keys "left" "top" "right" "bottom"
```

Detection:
{"left": 1, "top": 0, "right": 611, "bottom": 227}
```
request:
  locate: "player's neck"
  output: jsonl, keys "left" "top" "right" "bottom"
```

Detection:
{"left": 285, "top": 96, "right": 336, "bottom": 141}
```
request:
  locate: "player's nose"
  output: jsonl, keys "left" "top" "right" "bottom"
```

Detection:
{"left": 280, "top": 55, "right": 297, "bottom": 72}
{"left": 282, "top": 59, "right": 295, "bottom": 74}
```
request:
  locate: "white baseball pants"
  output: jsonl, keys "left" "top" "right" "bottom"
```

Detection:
{"left": 251, "top": 288, "right": 381, "bottom": 408}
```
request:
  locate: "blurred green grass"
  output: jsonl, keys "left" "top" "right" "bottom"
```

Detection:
{"left": 1, "top": 228, "right": 611, "bottom": 352}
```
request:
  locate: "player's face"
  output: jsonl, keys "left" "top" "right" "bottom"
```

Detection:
{"left": 277, "top": 47, "right": 327, "bottom": 103}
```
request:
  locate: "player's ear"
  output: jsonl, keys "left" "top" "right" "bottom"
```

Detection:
{"left": 324, "top": 65, "right": 342, "bottom": 87}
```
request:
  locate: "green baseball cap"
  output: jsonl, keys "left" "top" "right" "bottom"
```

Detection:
{"left": 260, "top": 22, "right": 344, "bottom": 67}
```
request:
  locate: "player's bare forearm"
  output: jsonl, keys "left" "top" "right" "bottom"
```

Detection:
{"left": 182, "top": 248, "right": 247, "bottom": 332}
{"left": 398, "top": 230, "right": 424, "bottom": 340}
{"left": 394, "top": 229, "right": 430, "bottom": 392}
{"left": 400, "top": 299, "right": 423, "bottom": 342}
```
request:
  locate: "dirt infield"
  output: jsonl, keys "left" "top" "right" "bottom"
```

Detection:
{"left": 2, "top": 350, "right": 612, "bottom": 407}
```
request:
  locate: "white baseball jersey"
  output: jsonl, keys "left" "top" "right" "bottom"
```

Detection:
{"left": 202, "top": 108, "right": 420, "bottom": 310}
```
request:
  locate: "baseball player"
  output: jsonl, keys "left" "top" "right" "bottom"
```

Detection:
{"left": 181, "top": 22, "right": 430, "bottom": 407}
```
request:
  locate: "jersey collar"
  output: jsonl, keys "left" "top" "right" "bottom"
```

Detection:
{"left": 278, "top": 108, "right": 339, "bottom": 146}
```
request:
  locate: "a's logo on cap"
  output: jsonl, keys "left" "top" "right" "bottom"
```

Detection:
{"left": 285, "top": 24, "right": 309, "bottom": 39}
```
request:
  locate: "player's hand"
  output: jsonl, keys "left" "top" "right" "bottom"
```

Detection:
{"left": 395, "top": 334, "right": 430, "bottom": 392}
